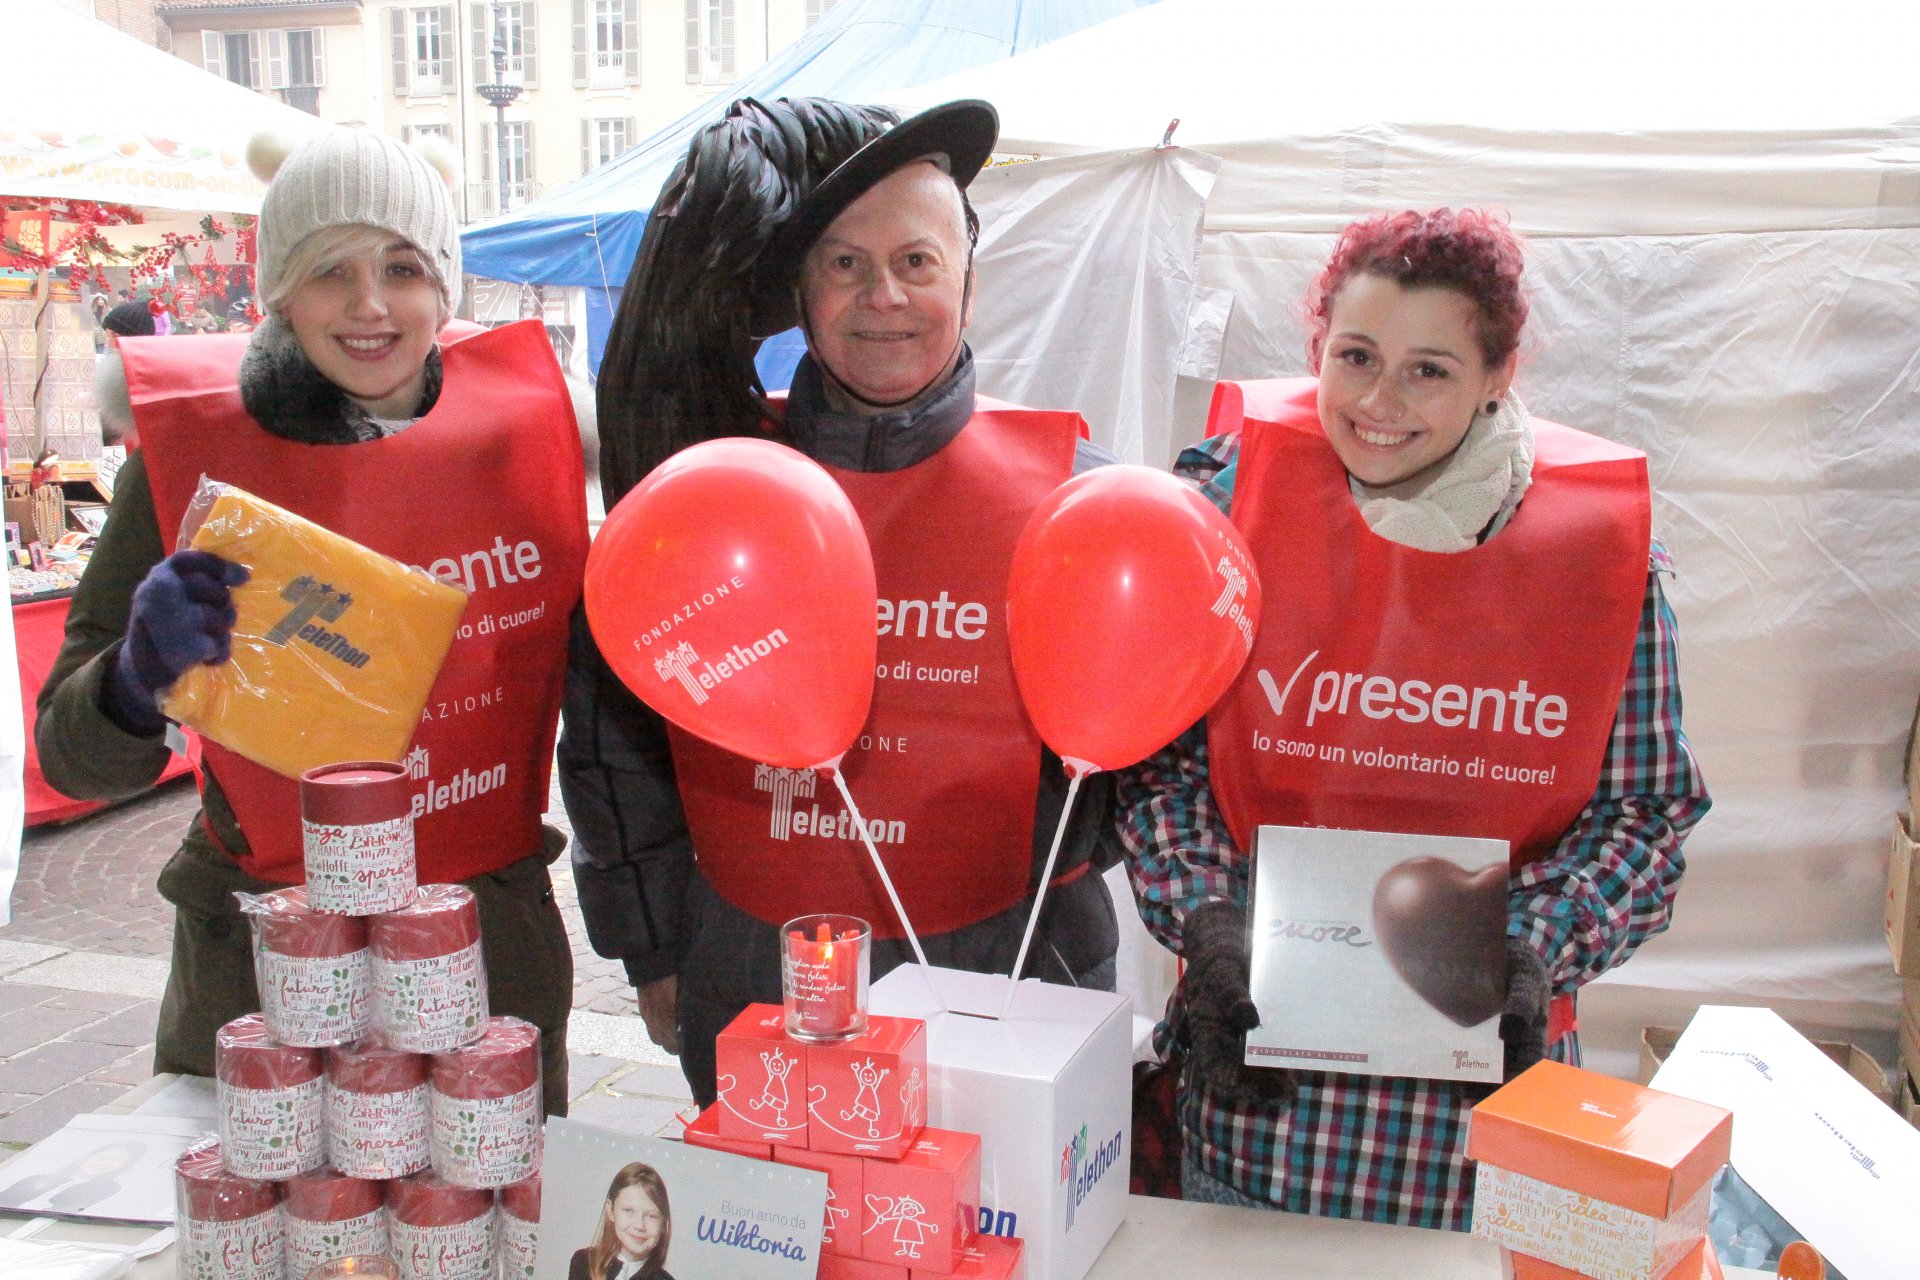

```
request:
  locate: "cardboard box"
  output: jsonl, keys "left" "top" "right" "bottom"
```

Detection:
{"left": 1641, "top": 1024, "right": 1894, "bottom": 1109}
{"left": 821, "top": 1256, "right": 909, "bottom": 1280}
{"left": 861, "top": 1127, "right": 980, "bottom": 1272}
{"left": 1468, "top": 1061, "right": 1730, "bottom": 1280}
{"left": 1648, "top": 1005, "right": 1920, "bottom": 1280}
{"left": 921, "top": 1234, "right": 1026, "bottom": 1280}
{"left": 1505, "top": 1237, "right": 1723, "bottom": 1280}
{"left": 805, "top": 1014, "right": 929, "bottom": 1159}
{"left": 775, "top": 1144, "right": 866, "bottom": 1258}
{"left": 683, "top": 1101, "right": 773, "bottom": 1160}
{"left": 713, "top": 1003, "right": 809, "bottom": 1146}
{"left": 1889, "top": 811, "right": 1920, "bottom": 977}
{"left": 870, "top": 965, "right": 1131, "bottom": 1280}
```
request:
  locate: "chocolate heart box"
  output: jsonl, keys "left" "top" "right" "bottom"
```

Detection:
{"left": 1244, "top": 824, "right": 1508, "bottom": 1083}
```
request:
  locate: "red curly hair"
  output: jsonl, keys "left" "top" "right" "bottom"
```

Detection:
{"left": 1304, "top": 208, "right": 1528, "bottom": 371}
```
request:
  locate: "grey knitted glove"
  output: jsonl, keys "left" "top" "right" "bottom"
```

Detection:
{"left": 1500, "top": 938, "right": 1553, "bottom": 1081}
{"left": 1181, "top": 900, "right": 1296, "bottom": 1107}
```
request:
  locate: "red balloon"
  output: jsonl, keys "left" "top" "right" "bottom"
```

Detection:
{"left": 1007, "top": 465, "right": 1260, "bottom": 774}
{"left": 585, "top": 439, "right": 877, "bottom": 770}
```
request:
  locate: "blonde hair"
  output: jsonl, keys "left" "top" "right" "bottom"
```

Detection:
{"left": 263, "top": 223, "right": 451, "bottom": 324}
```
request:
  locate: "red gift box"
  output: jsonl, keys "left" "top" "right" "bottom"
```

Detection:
{"left": 861, "top": 1127, "right": 979, "bottom": 1272}
{"left": 715, "top": 1004, "right": 809, "bottom": 1146}
{"left": 918, "top": 1234, "right": 1026, "bottom": 1280}
{"left": 775, "top": 1144, "right": 865, "bottom": 1258}
{"left": 684, "top": 1101, "right": 775, "bottom": 1160}
{"left": 821, "top": 1256, "right": 909, "bottom": 1280}
{"left": 805, "top": 1014, "right": 927, "bottom": 1158}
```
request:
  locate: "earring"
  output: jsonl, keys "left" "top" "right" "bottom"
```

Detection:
{"left": 1485, "top": 398, "right": 1500, "bottom": 416}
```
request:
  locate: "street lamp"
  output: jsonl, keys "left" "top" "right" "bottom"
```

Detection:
{"left": 475, "top": 2, "right": 524, "bottom": 214}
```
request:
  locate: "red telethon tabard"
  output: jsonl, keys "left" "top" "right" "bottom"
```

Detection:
{"left": 586, "top": 437, "right": 879, "bottom": 771}
{"left": 1007, "top": 465, "right": 1260, "bottom": 775}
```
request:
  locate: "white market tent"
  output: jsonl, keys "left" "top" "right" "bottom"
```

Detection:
{"left": 880, "top": 0, "right": 1920, "bottom": 1079}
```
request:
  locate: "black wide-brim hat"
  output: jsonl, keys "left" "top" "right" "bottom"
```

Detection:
{"left": 750, "top": 99, "right": 999, "bottom": 337}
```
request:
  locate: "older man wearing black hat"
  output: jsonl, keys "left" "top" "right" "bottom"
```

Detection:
{"left": 564, "top": 97, "right": 1119, "bottom": 1103}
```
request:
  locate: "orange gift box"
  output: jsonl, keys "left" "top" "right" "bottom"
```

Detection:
{"left": 1507, "top": 1237, "right": 1724, "bottom": 1280}
{"left": 1469, "top": 1061, "right": 1731, "bottom": 1280}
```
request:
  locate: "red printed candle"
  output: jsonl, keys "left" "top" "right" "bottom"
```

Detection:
{"left": 285, "top": 1167, "right": 389, "bottom": 1278}
{"left": 303, "top": 761, "right": 419, "bottom": 914}
{"left": 242, "top": 885, "right": 371, "bottom": 1047}
{"left": 776, "top": 1144, "right": 865, "bottom": 1258}
{"left": 387, "top": 1172, "right": 495, "bottom": 1280}
{"left": 428, "top": 1016, "right": 543, "bottom": 1188}
{"left": 369, "top": 885, "right": 488, "bottom": 1052}
{"left": 804, "top": 1014, "right": 928, "bottom": 1159}
{"left": 327, "top": 1038, "right": 433, "bottom": 1178}
{"left": 497, "top": 1174, "right": 540, "bottom": 1280}
{"left": 216, "top": 1013, "right": 327, "bottom": 1179}
{"left": 714, "top": 1003, "right": 808, "bottom": 1146}
{"left": 860, "top": 1127, "right": 980, "bottom": 1272}
{"left": 174, "top": 1137, "right": 284, "bottom": 1280}
{"left": 682, "top": 1102, "right": 772, "bottom": 1160}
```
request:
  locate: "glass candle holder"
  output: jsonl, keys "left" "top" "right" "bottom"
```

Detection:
{"left": 304, "top": 1257, "right": 400, "bottom": 1280}
{"left": 782, "top": 914, "right": 870, "bottom": 1043}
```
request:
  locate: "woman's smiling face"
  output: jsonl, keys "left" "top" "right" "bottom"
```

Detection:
{"left": 1315, "top": 273, "right": 1514, "bottom": 489}
{"left": 609, "top": 1183, "right": 664, "bottom": 1259}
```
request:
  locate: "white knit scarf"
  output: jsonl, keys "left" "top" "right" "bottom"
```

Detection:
{"left": 1349, "top": 391, "right": 1535, "bottom": 552}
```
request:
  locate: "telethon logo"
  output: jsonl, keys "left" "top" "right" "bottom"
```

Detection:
{"left": 653, "top": 631, "right": 790, "bottom": 707}
{"left": 753, "top": 764, "right": 906, "bottom": 846}
{"left": 265, "top": 575, "right": 370, "bottom": 669}
{"left": 1209, "top": 555, "right": 1254, "bottom": 651}
{"left": 1059, "top": 1124, "right": 1123, "bottom": 1232}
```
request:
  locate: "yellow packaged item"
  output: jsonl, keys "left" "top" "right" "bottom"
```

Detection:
{"left": 161, "top": 478, "right": 468, "bottom": 779}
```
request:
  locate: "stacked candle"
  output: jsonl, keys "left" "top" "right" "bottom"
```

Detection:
{"left": 285, "top": 1167, "right": 388, "bottom": 1277}
{"left": 174, "top": 1137, "right": 285, "bottom": 1280}
{"left": 302, "top": 762, "right": 419, "bottom": 915}
{"left": 497, "top": 1174, "right": 541, "bottom": 1280}
{"left": 692, "top": 1002, "right": 1026, "bottom": 1280}
{"left": 386, "top": 1172, "right": 495, "bottom": 1280}
{"left": 326, "top": 1039, "right": 432, "bottom": 1180}
{"left": 241, "top": 886, "right": 371, "bottom": 1048}
{"left": 428, "top": 1016, "right": 543, "bottom": 1189}
{"left": 369, "top": 886, "right": 488, "bottom": 1052}
{"left": 215, "top": 1014, "right": 327, "bottom": 1180}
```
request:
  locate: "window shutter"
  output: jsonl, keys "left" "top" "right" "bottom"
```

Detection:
{"left": 471, "top": 3, "right": 488, "bottom": 85}
{"left": 580, "top": 119, "right": 591, "bottom": 175}
{"left": 523, "top": 123, "right": 535, "bottom": 193}
{"left": 307, "top": 28, "right": 326, "bottom": 86}
{"left": 572, "top": 0, "right": 588, "bottom": 87}
{"left": 266, "top": 29, "right": 288, "bottom": 90}
{"left": 684, "top": 0, "right": 699, "bottom": 82}
{"left": 246, "top": 32, "right": 264, "bottom": 89}
{"left": 389, "top": 7, "right": 408, "bottom": 94}
{"left": 202, "top": 29, "right": 225, "bottom": 80}
{"left": 718, "top": 0, "right": 734, "bottom": 80}
{"left": 521, "top": 3, "right": 538, "bottom": 86}
{"left": 621, "top": 0, "right": 639, "bottom": 83}
{"left": 479, "top": 121, "right": 493, "bottom": 184}
{"left": 436, "top": 6, "right": 455, "bottom": 85}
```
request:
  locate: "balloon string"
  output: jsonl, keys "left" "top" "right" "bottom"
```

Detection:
{"left": 997, "top": 770, "right": 1085, "bottom": 1021}
{"left": 831, "top": 770, "right": 947, "bottom": 1013}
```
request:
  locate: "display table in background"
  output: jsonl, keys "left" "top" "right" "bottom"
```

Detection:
{"left": 12, "top": 595, "right": 194, "bottom": 826}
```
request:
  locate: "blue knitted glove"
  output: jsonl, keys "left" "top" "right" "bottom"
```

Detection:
{"left": 106, "top": 550, "right": 249, "bottom": 735}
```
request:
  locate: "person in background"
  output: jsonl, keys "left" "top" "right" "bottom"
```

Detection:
{"left": 92, "top": 300, "right": 157, "bottom": 448}
{"left": 1118, "top": 207, "right": 1709, "bottom": 1229}
{"left": 566, "top": 97, "right": 1120, "bottom": 1104}
{"left": 35, "top": 127, "right": 587, "bottom": 1113}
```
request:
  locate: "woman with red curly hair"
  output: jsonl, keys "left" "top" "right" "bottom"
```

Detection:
{"left": 1117, "top": 208, "right": 1710, "bottom": 1228}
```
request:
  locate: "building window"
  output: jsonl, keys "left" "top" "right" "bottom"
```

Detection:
{"left": 479, "top": 121, "right": 535, "bottom": 215}
{"left": 411, "top": 8, "right": 445, "bottom": 92}
{"left": 684, "top": 0, "right": 734, "bottom": 85}
{"left": 406, "top": 123, "right": 452, "bottom": 144}
{"left": 265, "top": 28, "right": 326, "bottom": 114}
{"left": 203, "top": 30, "right": 263, "bottom": 89}
{"left": 572, "top": 0, "right": 636, "bottom": 89}
{"left": 390, "top": 5, "right": 455, "bottom": 97}
{"left": 582, "top": 117, "right": 632, "bottom": 172}
{"left": 472, "top": 2, "right": 537, "bottom": 88}
{"left": 805, "top": 0, "right": 839, "bottom": 27}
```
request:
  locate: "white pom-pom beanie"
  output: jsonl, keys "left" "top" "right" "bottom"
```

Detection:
{"left": 248, "top": 128, "right": 462, "bottom": 310}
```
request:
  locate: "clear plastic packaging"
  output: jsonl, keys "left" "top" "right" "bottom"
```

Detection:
{"left": 495, "top": 1174, "right": 539, "bottom": 1280}
{"left": 428, "top": 1017, "right": 543, "bottom": 1189}
{"left": 386, "top": 1172, "right": 495, "bottom": 1280}
{"left": 161, "top": 475, "right": 469, "bottom": 780}
{"left": 302, "top": 761, "right": 419, "bottom": 915}
{"left": 238, "top": 886, "right": 372, "bottom": 1048}
{"left": 174, "top": 1136, "right": 284, "bottom": 1280}
{"left": 215, "top": 1012, "right": 327, "bottom": 1179}
{"left": 326, "top": 1038, "right": 433, "bottom": 1180}
{"left": 285, "top": 1167, "right": 389, "bottom": 1278}
{"left": 369, "top": 885, "right": 488, "bottom": 1053}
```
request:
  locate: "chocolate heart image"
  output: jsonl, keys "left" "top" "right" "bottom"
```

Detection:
{"left": 1371, "top": 858, "right": 1507, "bottom": 1027}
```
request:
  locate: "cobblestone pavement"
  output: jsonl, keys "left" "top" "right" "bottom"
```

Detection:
{"left": 1, "top": 767, "right": 686, "bottom": 1151}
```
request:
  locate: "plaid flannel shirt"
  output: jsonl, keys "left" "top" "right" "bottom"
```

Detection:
{"left": 1117, "top": 430, "right": 1711, "bottom": 1231}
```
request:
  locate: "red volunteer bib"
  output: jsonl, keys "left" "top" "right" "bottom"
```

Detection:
{"left": 126, "top": 321, "right": 589, "bottom": 883}
{"left": 1207, "top": 378, "right": 1649, "bottom": 872}
{"left": 672, "top": 402, "right": 1082, "bottom": 936}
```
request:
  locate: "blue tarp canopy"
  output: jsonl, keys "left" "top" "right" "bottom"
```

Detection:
{"left": 459, "top": 0, "right": 1159, "bottom": 289}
